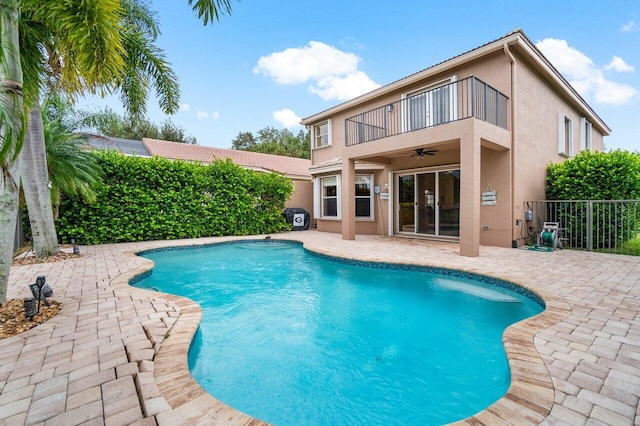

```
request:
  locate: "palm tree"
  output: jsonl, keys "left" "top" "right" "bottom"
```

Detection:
{"left": 1, "top": 0, "right": 233, "bottom": 303}
{"left": 0, "top": 2, "right": 26, "bottom": 304}
{"left": 20, "top": 0, "right": 182, "bottom": 259}
{"left": 0, "top": 0, "right": 124, "bottom": 303}
{"left": 41, "top": 93, "right": 102, "bottom": 219}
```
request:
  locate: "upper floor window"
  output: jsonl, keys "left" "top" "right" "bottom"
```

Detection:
{"left": 580, "top": 117, "right": 592, "bottom": 151}
{"left": 313, "top": 120, "right": 331, "bottom": 149}
{"left": 404, "top": 76, "right": 457, "bottom": 132}
{"left": 558, "top": 113, "right": 573, "bottom": 157}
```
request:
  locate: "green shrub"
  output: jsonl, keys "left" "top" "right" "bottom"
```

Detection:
{"left": 546, "top": 150, "right": 640, "bottom": 249}
{"left": 547, "top": 150, "right": 640, "bottom": 200}
{"left": 56, "top": 151, "right": 293, "bottom": 244}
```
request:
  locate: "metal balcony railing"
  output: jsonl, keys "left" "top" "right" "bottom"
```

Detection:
{"left": 345, "top": 76, "right": 509, "bottom": 146}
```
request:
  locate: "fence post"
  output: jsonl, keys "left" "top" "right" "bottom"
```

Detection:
{"left": 586, "top": 200, "right": 593, "bottom": 251}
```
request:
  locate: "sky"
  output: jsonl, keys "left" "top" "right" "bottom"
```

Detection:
{"left": 78, "top": 1, "right": 640, "bottom": 152}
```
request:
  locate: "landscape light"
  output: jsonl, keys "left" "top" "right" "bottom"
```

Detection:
{"left": 71, "top": 238, "right": 80, "bottom": 254}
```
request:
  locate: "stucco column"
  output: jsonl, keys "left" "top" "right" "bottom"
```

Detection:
{"left": 459, "top": 135, "right": 481, "bottom": 256}
{"left": 341, "top": 158, "right": 356, "bottom": 240}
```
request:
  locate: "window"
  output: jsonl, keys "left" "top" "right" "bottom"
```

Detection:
{"left": 313, "top": 174, "right": 372, "bottom": 220}
{"left": 580, "top": 117, "right": 592, "bottom": 151}
{"left": 313, "top": 120, "right": 331, "bottom": 149}
{"left": 558, "top": 113, "right": 573, "bottom": 156}
{"left": 321, "top": 176, "right": 339, "bottom": 218}
{"left": 404, "top": 77, "right": 457, "bottom": 131}
{"left": 355, "top": 175, "right": 373, "bottom": 219}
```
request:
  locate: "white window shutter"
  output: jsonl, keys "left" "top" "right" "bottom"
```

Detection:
{"left": 313, "top": 178, "right": 320, "bottom": 218}
{"left": 579, "top": 117, "right": 586, "bottom": 151}
{"left": 335, "top": 174, "right": 342, "bottom": 220}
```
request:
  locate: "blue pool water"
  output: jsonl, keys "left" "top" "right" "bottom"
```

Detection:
{"left": 135, "top": 240, "right": 543, "bottom": 425}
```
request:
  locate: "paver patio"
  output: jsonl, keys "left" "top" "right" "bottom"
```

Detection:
{"left": 1, "top": 231, "right": 639, "bottom": 425}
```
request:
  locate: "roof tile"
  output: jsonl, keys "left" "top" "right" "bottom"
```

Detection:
{"left": 142, "top": 138, "right": 311, "bottom": 178}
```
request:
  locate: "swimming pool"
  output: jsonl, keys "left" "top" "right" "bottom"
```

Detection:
{"left": 135, "top": 240, "right": 543, "bottom": 425}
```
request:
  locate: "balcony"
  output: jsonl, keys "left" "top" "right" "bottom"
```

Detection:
{"left": 345, "top": 76, "right": 508, "bottom": 146}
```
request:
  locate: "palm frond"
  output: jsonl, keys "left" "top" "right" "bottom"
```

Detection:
{"left": 187, "top": 0, "right": 232, "bottom": 26}
{"left": 21, "top": 0, "right": 126, "bottom": 95}
{"left": 41, "top": 95, "right": 103, "bottom": 207}
{"left": 114, "top": 2, "right": 180, "bottom": 118}
{"left": 121, "top": 0, "right": 161, "bottom": 40}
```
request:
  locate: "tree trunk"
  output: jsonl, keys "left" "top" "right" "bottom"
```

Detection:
{"left": 0, "top": 161, "right": 22, "bottom": 305}
{"left": 0, "top": 0, "right": 24, "bottom": 304}
{"left": 22, "top": 102, "right": 60, "bottom": 257}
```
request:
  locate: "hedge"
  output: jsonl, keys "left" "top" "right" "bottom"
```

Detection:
{"left": 546, "top": 150, "right": 640, "bottom": 200}
{"left": 546, "top": 150, "right": 640, "bottom": 248}
{"left": 55, "top": 151, "right": 293, "bottom": 244}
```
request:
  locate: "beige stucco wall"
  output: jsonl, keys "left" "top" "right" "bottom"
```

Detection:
{"left": 480, "top": 147, "right": 512, "bottom": 246}
{"left": 510, "top": 50, "right": 606, "bottom": 246}
{"left": 287, "top": 179, "right": 313, "bottom": 214}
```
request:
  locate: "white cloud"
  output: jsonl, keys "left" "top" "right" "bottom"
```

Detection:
{"left": 196, "top": 110, "right": 220, "bottom": 120}
{"left": 254, "top": 41, "right": 380, "bottom": 101}
{"left": 605, "top": 56, "right": 634, "bottom": 73}
{"left": 536, "top": 38, "right": 639, "bottom": 105}
{"left": 273, "top": 109, "right": 301, "bottom": 128}
{"left": 180, "top": 103, "right": 190, "bottom": 112}
{"left": 621, "top": 21, "right": 638, "bottom": 32}
{"left": 308, "top": 70, "right": 380, "bottom": 101}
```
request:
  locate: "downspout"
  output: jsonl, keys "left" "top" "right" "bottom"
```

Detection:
{"left": 504, "top": 43, "right": 517, "bottom": 247}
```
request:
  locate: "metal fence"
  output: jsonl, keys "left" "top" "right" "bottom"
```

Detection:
{"left": 345, "top": 76, "right": 509, "bottom": 146}
{"left": 524, "top": 200, "right": 640, "bottom": 255}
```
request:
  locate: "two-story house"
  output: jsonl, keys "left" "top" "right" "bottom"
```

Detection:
{"left": 301, "top": 29, "right": 610, "bottom": 257}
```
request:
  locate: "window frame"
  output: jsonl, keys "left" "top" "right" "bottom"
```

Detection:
{"left": 312, "top": 120, "right": 331, "bottom": 149}
{"left": 318, "top": 175, "right": 341, "bottom": 219}
{"left": 402, "top": 76, "right": 458, "bottom": 132}
{"left": 558, "top": 113, "right": 573, "bottom": 157}
{"left": 355, "top": 174, "right": 374, "bottom": 220}
{"left": 313, "top": 174, "right": 374, "bottom": 221}
{"left": 580, "top": 117, "right": 592, "bottom": 151}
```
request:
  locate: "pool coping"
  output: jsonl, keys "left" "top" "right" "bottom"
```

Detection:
{"left": 110, "top": 235, "right": 571, "bottom": 425}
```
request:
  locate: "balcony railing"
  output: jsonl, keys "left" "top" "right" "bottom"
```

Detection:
{"left": 345, "top": 76, "right": 508, "bottom": 146}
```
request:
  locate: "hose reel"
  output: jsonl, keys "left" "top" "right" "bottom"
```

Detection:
{"left": 537, "top": 222, "right": 559, "bottom": 250}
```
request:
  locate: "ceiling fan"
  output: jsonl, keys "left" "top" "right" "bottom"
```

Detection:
{"left": 411, "top": 148, "right": 439, "bottom": 157}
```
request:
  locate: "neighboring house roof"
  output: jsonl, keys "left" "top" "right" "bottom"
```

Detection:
{"left": 142, "top": 138, "right": 311, "bottom": 179}
{"left": 301, "top": 29, "right": 610, "bottom": 135}
{"left": 86, "top": 136, "right": 152, "bottom": 157}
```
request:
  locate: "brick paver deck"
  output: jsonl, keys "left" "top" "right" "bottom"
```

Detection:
{"left": 2, "top": 232, "right": 639, "bottom": 425}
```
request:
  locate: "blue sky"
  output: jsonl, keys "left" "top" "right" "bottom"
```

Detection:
{"left": 79, "top": 1, "right": 640, "bottom": 151}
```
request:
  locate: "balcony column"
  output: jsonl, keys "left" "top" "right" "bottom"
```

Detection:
{"left": 459, "top": 134, "right": 481, "bottom": 257}
{"left": 341, "top": 158, "right": 356, "bottom": 240}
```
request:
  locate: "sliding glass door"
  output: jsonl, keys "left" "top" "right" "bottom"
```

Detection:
{"left": 396, "top": 169, "right": 460, "bottom": 238}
